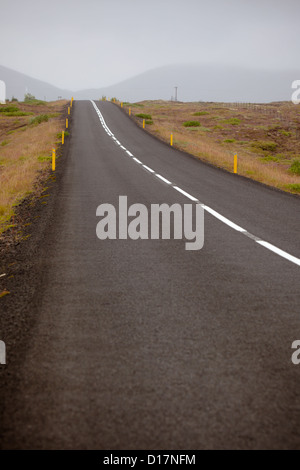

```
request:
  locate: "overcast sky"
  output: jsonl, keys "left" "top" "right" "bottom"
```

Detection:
{"left": 0, "top": 0, "right": 299, "bottom": 91}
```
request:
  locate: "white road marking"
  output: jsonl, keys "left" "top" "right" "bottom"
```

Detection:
{"left": 90, "top": 100, "right": 300, "bottom": 267}
{"left": 156, "top": 174, "right": 172, "bottom": 184}
{"left": 173, "top": 186, "right": 199, "bottom": 202}
{"left": 256, "top": 241, "right": 300, "bottom": 267}
{"left": 203, "top": 205, "right": 246, "bottom": 232}
{"left": 142, "top": 165, "right": 155, "bottom": 173}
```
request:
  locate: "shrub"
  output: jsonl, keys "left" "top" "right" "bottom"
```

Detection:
{"left": 279, "top": 129, "right": 291, "bottom": 137}
{"left": 1, "top": 140, "right": 9, "bottom": 146}
{"left": 193, "top": 111, "right": 209, "bottom": 116}
{"left": 223, "top": 118, "right": 241, "bottom": 125}
{"left": 183, "top": 121, "right": 200, "bottom": 127}
{"left": 57, "top": 131, "right": 70, "bottom": 138}
{"left": 260, "top": 156, "right": 279, "bottom": 163}
{"left": 136, "top": 113, "right": 152, "bottom": 120}
{"left": 285, "top": 184, "right": 300, "bottom": 193}
{"left": 223, "top": 138, "right": 236, "bottom": 143}
{"left": 145, "top": 120, "right": 153, "bottom": 125}
{"left": 38, "top": 155, "right": 52, "bottom": 162}
{"left": 0, "top": 109, "right": 33, "bottom": 117}
{"left": 24, "top": 93, "right": 36, "bottom": 102}
{"left": 251, "top": 141, "right": 278, "bottom": 152}
{"left": 30, "top": 114, "right": 49, "bottom": 125}
{"left": 0, "top": 106, "right": 19, "bottom": 113}
{"left": 289, "top": 159, "right": 300, "bottom": 175}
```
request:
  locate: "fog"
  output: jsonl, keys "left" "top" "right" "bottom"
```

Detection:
{"left": 0, "top": 0, "right": 299, "bottom": 91}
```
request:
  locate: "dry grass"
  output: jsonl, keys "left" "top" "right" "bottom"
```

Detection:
{"left": 122, "top": 100, "right": 300, "bottom": 194}
{"left": 0, "top": 100, "right": 67, "bottom": 233}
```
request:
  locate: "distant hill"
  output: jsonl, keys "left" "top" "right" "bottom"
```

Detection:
{"left": 1, "top": 64, "right": 299, "bottom": 103}
{"left": 78, "top": 64, "right": 300, "bottom": 103}
{"left": 0, "top": 65, "right": 72, "bottom": 101}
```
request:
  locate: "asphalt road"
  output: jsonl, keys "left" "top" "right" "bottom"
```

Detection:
{"left": 1, "top": 100, "right": 300, "bottom": 449}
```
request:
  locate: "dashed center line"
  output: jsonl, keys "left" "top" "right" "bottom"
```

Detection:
{"left": 156, "top": 174, "right": 172, "bottom": 185}
{"left": 90, "top": 100, "right": 300, "bottom": 267}
{"left": 142, "top": 165, "right": 155, "bottom": 173}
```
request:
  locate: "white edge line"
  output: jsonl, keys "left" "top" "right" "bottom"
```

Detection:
{"left": 133, "top": 157, "right": 142, "bottom": 164}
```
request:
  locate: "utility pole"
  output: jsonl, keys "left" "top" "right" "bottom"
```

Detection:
{"left": 174, "top": 86, "right": 178, "bottom": 102}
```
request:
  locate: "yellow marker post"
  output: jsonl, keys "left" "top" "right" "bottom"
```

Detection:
{"left": 121, "top": 102, "right": 123, "bottom": 108}
{"left": 143, "top": 119, "right": 145, "bottom": 129}
{"left": 62, "top": 130, "right": 65, "bottom": 145}
{"left": 234, "top": 154, "right": 238, "bottom": 173}
{"left": 129, "top": 107, "right": 131, "bottom": 116}
{"left": 68, "top": 107, "right": 70, "bottom": 115}
{"left": 170, "top": 134, "right": 173, "bottom": 146}
{"left": 70, "top": 98, "right": 73, "bottom": 108}
{"left": 66, "top": 118, "right": 68, "bottom": 129}
{"left": 52, "top": 148, "right": 56, "bottom": 171}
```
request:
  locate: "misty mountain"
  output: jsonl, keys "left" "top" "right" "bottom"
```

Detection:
{"left": 1, "top": 64, "right": 299, "bottom": 103}
{"left": 78, "top": 64, "right": 299, "bottom": 103}
{"left": 0, "top": 65, "right": 72, "bottom": 101}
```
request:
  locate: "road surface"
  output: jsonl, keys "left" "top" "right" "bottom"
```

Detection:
{"left": 1, "top": 100, "right": 299, "bottom": 449}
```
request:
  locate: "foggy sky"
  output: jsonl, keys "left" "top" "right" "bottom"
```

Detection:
{"left": 0, "top": 0, "right": 299, "bottom": 91}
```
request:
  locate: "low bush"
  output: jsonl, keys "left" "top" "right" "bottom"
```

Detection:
{"left": 285, "top": 184, "right": 300, "bottom": 193}
{"left": 193, "top": 111, "right": 209, "bottom": 116}
{"left": 251, "top": 141, "right": 278, "bottom": 152}
{"left": 136, "top": 113, "right": 152, "bottom": 120}
{"left": 0, "top": 106, "right": 19, "bottom": 113}
{"left": 183, "top": 121, "right": 200, "bottom": 127}
{"left": 223, "top": 118, "right": 241, "bottom": 125}
{"left": 260, "top": 156, "right": 279, "bottom": 163}
{"left": 30, "top": 114, "right": 49, "bottom": 125}
{"left": 289, "top": 159, "right": 300, "bottom": 175}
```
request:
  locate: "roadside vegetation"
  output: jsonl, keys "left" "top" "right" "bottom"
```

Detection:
{"left": 0, "top": 97, "right": 67, "bottom": 234}
{"left": 122, "top": 100, "right": 300, "bottom": 194}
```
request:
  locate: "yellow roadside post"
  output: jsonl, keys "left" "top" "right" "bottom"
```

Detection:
{"left": 234, "top": 154, "right": 238, "bottom": 173}
{"left": 68, "top": 107, "right": 70, "bottom": 115}
{"left": 143, "top": 119, "right": 145, "bottom": 129}
{"left": 66, "top": 118, "right": 68, "bottom": 129}
{"left": 62, "top": 130, "right": 64, "bottom": 145}
{"left": 121, "top": 102, "right": 123, "bottom": 108}
{"left": 129, "top": 107, "right": 131, "bottom": 116}
{"left": 170, "top": 134, "right": 173, "bottom": 146}
{"left": 52, "top": 148, "right": 56, "bottom": 171}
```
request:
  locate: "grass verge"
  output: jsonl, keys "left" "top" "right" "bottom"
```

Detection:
{"left": 122, "top": 100, "right": 300, "bottom": 194}
{"left": 0, "top": 100, "right": 68, "bottom": 234}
